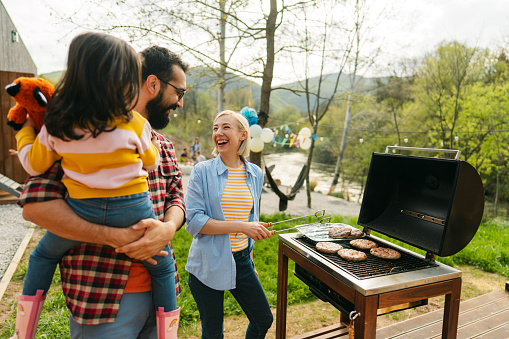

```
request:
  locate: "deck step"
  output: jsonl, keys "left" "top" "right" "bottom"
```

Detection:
{"left": 0, "top": 173, "right": 22, "bottom": 198}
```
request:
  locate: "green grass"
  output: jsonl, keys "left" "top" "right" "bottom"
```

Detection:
{"left": 368, "top": 217, "right": 509, "bottom": 277}
{"left": 2, "top": 214, "right": 508, "bottom": 338}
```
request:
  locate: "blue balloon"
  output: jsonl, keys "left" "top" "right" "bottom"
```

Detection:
{"left": 240, "top": 106, "right": 259, "bottom": 126}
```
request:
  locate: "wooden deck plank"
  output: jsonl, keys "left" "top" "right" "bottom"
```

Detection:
{"left": 455, "top": 309, "right": 509, "bottom": 339}
{"left": 475, "top": 322, "right": 509, "bottom": 338}
{"left": 377, "top": 289, "right": 509, "bottom": 338}
{"left": 377, "top": 290, "right": 509, "bottom": 339}
{"left": 387, "top": 297, "right": 509, "bottom": 338}
{"left": 290, "top": 323, "right": 349, "bottom": 339}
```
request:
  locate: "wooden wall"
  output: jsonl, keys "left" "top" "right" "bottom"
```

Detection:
{"left": 1, "top": 71, "right": 34, "bottom": 184}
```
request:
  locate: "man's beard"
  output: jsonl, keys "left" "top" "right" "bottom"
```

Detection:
{"left": 145, "top": 92, "right": 178, "bottom": 129}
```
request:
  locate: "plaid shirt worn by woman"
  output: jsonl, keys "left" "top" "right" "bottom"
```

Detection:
{"left": 18, "top": 130, "right": 186, "bottom": 325}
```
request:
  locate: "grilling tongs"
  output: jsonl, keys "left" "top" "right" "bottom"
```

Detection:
{"left": 267, "top": 210, "right": 331, "bottom": 235}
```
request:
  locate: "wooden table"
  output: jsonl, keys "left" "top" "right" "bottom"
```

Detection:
{"left": 276, "top": 239, "right": 462, "bottom": 339}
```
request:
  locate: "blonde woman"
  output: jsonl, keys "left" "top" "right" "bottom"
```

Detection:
{"left": 185, "top": 110, "right": 273, "bottom": 338}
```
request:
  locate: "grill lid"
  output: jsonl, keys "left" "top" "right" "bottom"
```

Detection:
{"left": 358, "top": 149, "right": 484, "bottom": 257}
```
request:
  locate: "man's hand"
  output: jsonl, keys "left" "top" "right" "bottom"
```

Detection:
{"left": 115, "top": 218, "right": 178, "bottom": 264}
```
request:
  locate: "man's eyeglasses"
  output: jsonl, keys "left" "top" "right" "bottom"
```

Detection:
{"left": 159, "top": 78, "right": 186, "bottom": 101}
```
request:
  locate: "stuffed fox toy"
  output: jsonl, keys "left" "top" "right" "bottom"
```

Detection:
{"left": 5, "top": 77, "right": 54, "bottom": 132}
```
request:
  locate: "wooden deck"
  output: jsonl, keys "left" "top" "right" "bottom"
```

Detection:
{"left": 377, "top": 288, "right": 509, "bottom": 339}
{"left": 290, "top": 287, "right": 509, "bottom": 339}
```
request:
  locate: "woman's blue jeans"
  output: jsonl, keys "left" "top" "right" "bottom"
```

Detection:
{"left": 23, "top": 192, "right": 177, "bottom": 312}
{"left": 188, "top": 247, "right": 274, "bottom": 339}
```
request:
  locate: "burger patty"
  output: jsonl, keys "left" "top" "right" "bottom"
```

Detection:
{"left": 315, "top": 242, "right": 343, "bottom": 254}
{"left": 328, "top": 226, "right": 352, "bottom": 239}
{"left": 349, "top": 239, "right": 377, "bottom": 250}
{"left": 337, "top": 248, "right": 367, "bottom": 261}
{"left": 345, "top": 228, "right": 365, "bottom": 239}
{"left": 370, "top": 247, "right": 401, "bottom": 260}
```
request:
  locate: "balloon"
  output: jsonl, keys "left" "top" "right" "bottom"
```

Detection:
{"left": 299, "top": 127, "right": 312, "bottom": 138}
{"left": 300, "top": 137, "right": 312, "bottom": 150}
{"left": 249, "top": 124, "right": 262, "bottom": 138}
{"left": 260, "top": 128, "right": 274, "bottom": 143}
{"left": 250, "top": 137, "right": 264, "bottom": 152}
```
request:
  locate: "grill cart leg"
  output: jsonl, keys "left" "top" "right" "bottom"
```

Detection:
{"left": 443, "top": 278, "right": 462, "bottom": 339}
{"left": 276, "top": 241, "right": 289, "bottom": 339}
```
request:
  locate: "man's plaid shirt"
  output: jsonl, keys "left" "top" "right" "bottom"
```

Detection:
{"left": 18, "top": 130, "right": 186, "bottom": 325}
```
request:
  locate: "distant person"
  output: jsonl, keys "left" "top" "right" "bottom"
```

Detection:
{"left": 185, "top": 110, "right": 273, "bottom": 338}
{"left": 180, "top": 148, "right": 188, "bottom": 163}
{"left": 193, "top": 151, "right": 206, "bottom": 164}
{"left": 191, "top": 136, "right": 202, "bottom": 157}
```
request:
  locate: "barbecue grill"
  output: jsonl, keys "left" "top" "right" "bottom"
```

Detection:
{"left": 276, "top": 147, "right": 484, "bottom": 339}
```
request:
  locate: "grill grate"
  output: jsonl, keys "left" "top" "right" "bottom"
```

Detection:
{"left": 295, "top": 236, "right": 437, "bottom": 280}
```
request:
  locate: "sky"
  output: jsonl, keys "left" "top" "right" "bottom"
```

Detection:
{"left": 3, "top": 0, "right": 509, "bottom": 81}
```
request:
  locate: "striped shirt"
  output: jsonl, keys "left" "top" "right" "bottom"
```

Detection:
{"left": 221, "top": 165, "right": 253, "bottom": 252}
{"left": 16, "top": 111, "right": 158, "bottom": 199}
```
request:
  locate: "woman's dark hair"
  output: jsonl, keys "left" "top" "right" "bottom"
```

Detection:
{"left": 45, "top": 32, "right": 141, "bottom": 140}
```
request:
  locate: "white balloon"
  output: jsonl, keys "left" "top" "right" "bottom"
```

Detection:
{"left": 300, "top": 137, "right": 312, "bottom": 150}
{"left": 250, "top": 137, "right": 264, "bottom": 152}
{"left": 249, "top": 124, "right": 262, "bottom": 138}
{"left": 260, "top": 128, "right": 274, "bottom": 143}
{"left": 299, "top": 127, "right": 312, "bottom": 138}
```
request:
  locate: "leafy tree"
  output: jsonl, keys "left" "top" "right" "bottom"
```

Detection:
{"left": 415, "top": 41, "right": 488, "bottom": 149}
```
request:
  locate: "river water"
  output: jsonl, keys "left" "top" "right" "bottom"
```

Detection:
{"left": 262, "top": 153, "right": 363, "bottom": 202}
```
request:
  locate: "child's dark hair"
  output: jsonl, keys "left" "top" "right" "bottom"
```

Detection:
{"left": 45, "top": 32, "right": 141, "bottom": 140}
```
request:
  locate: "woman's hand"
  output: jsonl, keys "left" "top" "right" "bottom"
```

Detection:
{"left": 242, "top": 222, "right": 272, "bottom": 241}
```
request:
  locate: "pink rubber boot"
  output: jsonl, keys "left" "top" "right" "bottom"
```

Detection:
{"left": 9, "top": 289, "right": 46, "bottom": 339}
{"left": 156, "top": 307, "right": 180, "bottom": 339}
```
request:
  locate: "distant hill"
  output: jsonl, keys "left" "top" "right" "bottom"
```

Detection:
{"left": 40, "top": 70, "right": 63, "bottom": 85}
{"left": 271, "top": 73, "right": 383, "bottom": 112}
{"left": 39, "top": 67, "right": 385, "bottom": 113}
{"left": 188, "top": 67, "right": 385, "bottom": 112}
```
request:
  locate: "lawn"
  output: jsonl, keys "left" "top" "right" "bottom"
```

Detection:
{"left": 1, "top": 213, "right": 508, "bottom": 338}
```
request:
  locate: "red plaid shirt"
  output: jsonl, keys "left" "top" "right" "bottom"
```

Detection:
{"left": 18, "top": 130, "right": 186, "bottom": 325}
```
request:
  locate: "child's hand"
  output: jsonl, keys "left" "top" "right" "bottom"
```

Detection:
{"left": 151, "top": 136, "right": 161, "bottom": 153}
{"left": 22, "top": 116, "right": 36, "bottom": 129}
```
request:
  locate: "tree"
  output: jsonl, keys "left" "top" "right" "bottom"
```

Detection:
{"left": 326, "top": 0, "right": 382, "bottom": 196}
{"left": 281, "top": 0, "right": 376, "bottom": 207}
{"left": 415, "top": 41, "right": 487, "bottom": 149}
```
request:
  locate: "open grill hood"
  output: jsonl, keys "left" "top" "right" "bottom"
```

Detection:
{"left": 357, "top": 151, "right": 484, "bottom": 257}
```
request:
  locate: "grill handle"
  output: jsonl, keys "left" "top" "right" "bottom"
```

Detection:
{"left": 385, "top": 146, "right": 461, "bottom": 160}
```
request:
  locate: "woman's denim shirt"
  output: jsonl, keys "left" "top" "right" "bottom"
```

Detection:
{"left": 185, "top": 155, "right": 263, "bottom": 290}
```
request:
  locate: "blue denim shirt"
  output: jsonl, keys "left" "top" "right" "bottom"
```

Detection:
{"left": 184, "top": 155, "right": 263, "bottom": 290}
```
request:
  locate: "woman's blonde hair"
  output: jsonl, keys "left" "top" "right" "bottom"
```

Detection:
{"left": 212, "top": 110, "right": 251, "bottom": 158}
